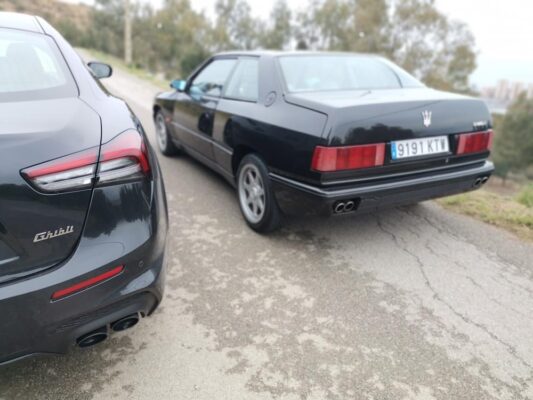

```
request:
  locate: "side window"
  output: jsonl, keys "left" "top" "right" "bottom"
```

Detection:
{"left": 189, "top": 59, "right": 237, "bottom": 97}
{"left": 224, "top": 58, "right": 259, "bottom": 102}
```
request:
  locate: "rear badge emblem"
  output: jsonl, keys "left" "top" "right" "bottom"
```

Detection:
{"left": 473, "top": 120, "right": 488, "bottom": 130}
{"left": 34, "top": 226, "right": 74, "bottom": 243}
{"left": 422, "top": 110, "right": 432, "bottom": 127}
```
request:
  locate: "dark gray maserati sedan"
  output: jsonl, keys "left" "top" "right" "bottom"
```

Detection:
{"left": 0, "top": 12, "right": 167, "bottom": 364}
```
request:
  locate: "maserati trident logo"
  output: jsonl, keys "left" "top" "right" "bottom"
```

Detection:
{"left": 422, "top": 110, "right": 432, "bottom": 127}
{"left": 33, "top": 226, "right": 74, "bottom": 243}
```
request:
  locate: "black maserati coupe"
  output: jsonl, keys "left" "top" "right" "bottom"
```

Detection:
{"left": 0, "top": 12, "right": 167, "bottom": 364}
{"left": 153, "top": 52, "right": 494, "bottom": 232}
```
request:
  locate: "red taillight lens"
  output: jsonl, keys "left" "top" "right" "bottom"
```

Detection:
{"left": 21, "top": 130, "right": 150, "bottom": 192}
{"left": 21, "top": 148, "right": 98, "bottom": 192}
{"left": 311, "top": 143, "right": 386, "bottom": 172}
{"left": 51, "top": 265, "right": 124, "bottom": 300}
{"left": 456, "top": 130, "right": 493, "bottom": 155}
{"left": 97, "top": 129, "right": 151, "bottom": 185}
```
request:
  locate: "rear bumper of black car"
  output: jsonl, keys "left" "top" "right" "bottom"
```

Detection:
{"left": 0, "top": 166, "right": 168, "bottom": 366}
{"left": 0, "top": 245, "right": 166, "bottom": 366}
{"left": 270, "top": 160, "right": 494, "bottom": 216}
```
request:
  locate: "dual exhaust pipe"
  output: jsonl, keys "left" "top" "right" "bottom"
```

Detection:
{"left": 333, "top": 200, "right": 357, "bottom": 214}
{"left": 472, "top": 175, "right": 490, "bottom": 189}
{"left": 76, "top": 312, "right": 140, "bottom": 348}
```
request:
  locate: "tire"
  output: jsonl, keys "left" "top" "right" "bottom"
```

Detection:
{"left": 154, "top": 111, "right": 179, "bottom": 156}
{"left": 237, "top": 154, "right": 282, "bottom": 233}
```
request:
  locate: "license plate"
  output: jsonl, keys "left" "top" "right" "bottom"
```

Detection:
{"left": 391, "top": 136, "right": 449, "bottom": 160}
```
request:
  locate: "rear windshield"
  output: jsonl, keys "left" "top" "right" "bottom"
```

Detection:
{"left": 278, "top": 55, "right": 423, "bottom": 93}
{"left": 0, "top": 28, "right": 77, "bottom": 102}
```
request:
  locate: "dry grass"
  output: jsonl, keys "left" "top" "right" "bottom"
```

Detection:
{"left": 438, "top": 187, "right": 533, "bottom": 241}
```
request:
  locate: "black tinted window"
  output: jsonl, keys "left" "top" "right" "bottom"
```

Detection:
{"left": 279, "top": 55, "right": 423, "bottom": 92}
{"left": 190, "top": 59, "right": 237, "bottom": 97}
{"left": 225, "top": 58, "right": 259, "bottom": 101}
{"left": 0, "top": 28, "right": 77, "bottom": 102}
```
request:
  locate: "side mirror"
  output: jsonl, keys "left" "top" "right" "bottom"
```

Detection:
{"left": 170, "top": 79, "right": 187, "bottom": 92}
{"left": 88, "top": 62, "right": 113, "bottom": 79}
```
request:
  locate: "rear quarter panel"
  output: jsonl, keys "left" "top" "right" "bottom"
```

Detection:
{"left": 213, "top": 99, "right": 327, "bottom": 181}
{"left": 212, "top": 55, "right": 328, "bottom": 183}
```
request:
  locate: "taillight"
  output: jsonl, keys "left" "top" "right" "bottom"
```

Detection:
{"left": 98, "top": 129, "right": 150, "bottom": 185}
{"left": 22, "top": 130, "right": 150, "bottom": 193}
{"left": 311, "top": 143, "right": 386, "bottom": 172}
{"left": 456, "top": 130, "right": 493, "bottom": 155}
{"left": 22, "top": 148, "right": 98, "bottom": 192}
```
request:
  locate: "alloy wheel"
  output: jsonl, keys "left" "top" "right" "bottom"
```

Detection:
{"left": 238, "top": 164, "right": 266, "bottom": 224}
{"left": 155, "top": 113, "right": 167, "bottom": 150}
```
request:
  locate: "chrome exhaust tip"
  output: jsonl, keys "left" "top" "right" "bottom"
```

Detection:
{"left": 480, "top": 176, "right": 489, "bottom": 185}
{"left": 77, "top": 326, "right": 108, "bottom": 348}
{"left": 472, "top": 178, "right": 482, "bottom": 188}
{"left": 111, "top": 313, "right": 140, "bottom": 332}
{"left": 334, "top": 202, "right": 346, "bottom": 214}
{"left": 344, "top": 201, "right": 355, "bottom": 212}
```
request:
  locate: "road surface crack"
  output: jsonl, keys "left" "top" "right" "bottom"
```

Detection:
{"left": 375, "top": 216, "right": 533, "bottom": 374}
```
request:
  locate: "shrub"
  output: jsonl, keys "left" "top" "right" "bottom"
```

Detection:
{"left": 516, "top": 184, "right": 533, "bottom": 208}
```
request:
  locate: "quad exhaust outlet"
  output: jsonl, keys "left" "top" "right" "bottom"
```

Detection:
{"left": 76, "top": 312, "right": 141, "bottom": 348}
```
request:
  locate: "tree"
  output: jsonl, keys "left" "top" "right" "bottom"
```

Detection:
{"left": 212, "top": 0, "right": 262, "bottom": 50}
{"left": 389, "top": 0, "right": 476, "bottom": 92}
{"left": 259, "top": 0, "right": 292, "bottom": 50}
{"left": 297, "top": 0, "right": 352, "bottom": 50}
{"left": 124, "top": 0, "right": 132, "bottom": 64}
{"left": 89, "top": 0, "right": 127, "bottom": 58}
{"left": 145, "top": 0, "right": 210, "bottom": 76}
{"left": 297, "top": 0, "right": 477, "bottom": 93}
{"left": 493, "top": 95, "right": 533, "bottom": 180}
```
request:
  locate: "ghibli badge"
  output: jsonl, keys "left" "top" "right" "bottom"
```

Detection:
{"left": 34, "top": 226, "right": 74, "bottom": 243}
{"left": 422, "top": 110, "right": 432, "bottom": 128}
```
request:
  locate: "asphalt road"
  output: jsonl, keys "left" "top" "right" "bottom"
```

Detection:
{"left": 1, "top": 60, "right": 532, "bottom": 400}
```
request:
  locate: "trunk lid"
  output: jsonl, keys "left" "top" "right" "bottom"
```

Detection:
{"left": 284, "top": 88, "right": 491, "bottom": 145}
{"left": 0, "top": 97, "right": 101, "bottom": 283}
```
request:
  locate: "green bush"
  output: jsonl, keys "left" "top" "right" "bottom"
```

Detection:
{"left": 492, "top": 96, "right": 533, "bottom": 180}
{"left": 517, "top": 184, "right": 533, "bottom": 208}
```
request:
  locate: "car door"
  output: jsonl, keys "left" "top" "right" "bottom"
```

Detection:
{"left": 212, "top": 57, "right": 260, "bottom": 174}
{"left": 172, "top": 57, "right": 237, "bottom": 161}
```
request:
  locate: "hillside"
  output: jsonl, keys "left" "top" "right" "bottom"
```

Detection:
{"left": 0, "top": 0, "right": 92, "bottom": 42}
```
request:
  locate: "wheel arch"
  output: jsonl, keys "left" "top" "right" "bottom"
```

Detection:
{"left": 232, "top": 144, "right": 262, "bottom": 176}
{"left": 231, "top": 144, "right": 256, "bottom": 177}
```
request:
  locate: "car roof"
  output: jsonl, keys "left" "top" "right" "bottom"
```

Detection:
{"left": 0, "top": 12, "right": 43, "bottom": 33}
{"left": 214, "top": 50, "right": 380, "bottom": 59}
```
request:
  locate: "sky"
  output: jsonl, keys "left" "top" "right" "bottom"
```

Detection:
{"left": 65, "top": 0, "right": 533, "bottom": 87}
